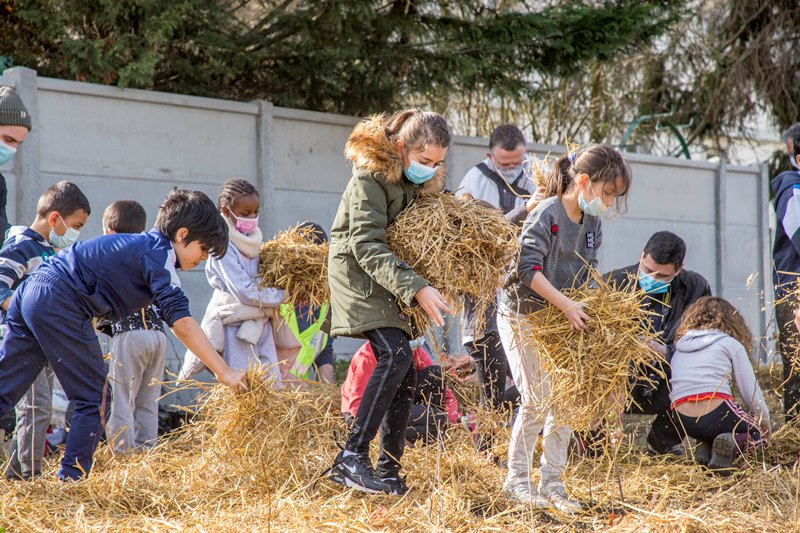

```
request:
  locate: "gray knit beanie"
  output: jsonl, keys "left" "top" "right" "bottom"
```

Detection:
{"left": 0, "top": 87, "right": 32, "bottom": 131}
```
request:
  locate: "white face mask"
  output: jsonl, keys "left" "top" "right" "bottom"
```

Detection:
{"left": 49, "top": 215, "right": 80, "bottom": 248}
{"left": 790, "top": 155, "right": 800, "bottom": 171}
{"left": 492, "top": 156, "right": 526, "bottom": 181}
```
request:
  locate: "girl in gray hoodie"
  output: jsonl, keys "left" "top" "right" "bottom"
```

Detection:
{"left": 670, "top": 296, "right": 770, "bottom": 471}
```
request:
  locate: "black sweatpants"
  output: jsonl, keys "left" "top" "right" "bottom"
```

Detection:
{"left": 465, "top": 330, "right": 509, "bottom": 412}
{"left": 344, "top": 327, "right": 415, "bottom": 476}
{"left": 627, "top": 359, "right": 685, "bottom": 452}
{"left": 407, "top": 365, "right": 448, "bottom": 444}
{"left": 406, "top": 404, "right": 448, "bottom": 444}
{"left": 776, "top": 297, "right": 800, "bottom": 422}
{"left": 676, "top": 400, "right": 765, "bottom": 446}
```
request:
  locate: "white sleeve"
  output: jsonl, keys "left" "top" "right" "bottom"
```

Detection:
{"left": 456, "top": 170, "right": 479, "bottom": 198}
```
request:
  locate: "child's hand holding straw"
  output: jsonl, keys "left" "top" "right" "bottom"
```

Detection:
{"left": 561, "top": 298, "right": 590, "bottom": 331}
{"left": 415, "top": 285, "right": 452, "bottom": 328}
{"left": 218, "top": 368, "right": 249, "bottom": 394}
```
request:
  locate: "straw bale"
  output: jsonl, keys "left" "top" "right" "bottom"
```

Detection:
{"left": 258, "top": 224, "right": 330, "bottom": 308}
{"left": 519, "top": 269, "right": 661, "bottom": 431}
{"left": 385, "top": 192, "right": 518, "bottom": 334}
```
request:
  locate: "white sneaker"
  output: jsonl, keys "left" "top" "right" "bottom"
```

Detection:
{"left": 502, "top": 482, "right": 551, "bottom": 508}
{"left": 539, "top": 481, "right": 583, "bottom": 514}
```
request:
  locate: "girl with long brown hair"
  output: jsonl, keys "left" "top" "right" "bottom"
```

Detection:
{"left": 670, "top": 296, "right": 771, "bottom": 471}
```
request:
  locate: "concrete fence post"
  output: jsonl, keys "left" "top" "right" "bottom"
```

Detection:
{"left": 3, "top": 67, "right": 39, "bottom": 227}
{"left": 714, "top": 157, "right": 727, "bottom": 298}
{"left": 255, "top": 100, "right": 277, "bottom": 238}
{"left": 757, "top": 163, "right": 774, "bottom": 362}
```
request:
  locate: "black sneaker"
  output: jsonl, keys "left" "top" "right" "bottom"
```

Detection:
{"left": 379, "top": 474, "right": 409, "bottom": 496}
{"left": 328, "top": 451, "right": 392, "bottom": 494}
{"left": 646, "top": 432, "right": 685, "bottom": 457}
{"left": 707, "top": 434, "right": 737, "bottom": 474}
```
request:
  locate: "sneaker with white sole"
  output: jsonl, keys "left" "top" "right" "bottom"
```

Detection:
{"left": 502, "top": 481, "right": 551, "bottom": 508}
{"left": 539, "top": 481, "right": 583, "bottom": 514}
{"left": 328, "top": 451, "right": 393, "bottom": 494}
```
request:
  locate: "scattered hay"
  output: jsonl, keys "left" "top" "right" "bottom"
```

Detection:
{"left": 778, "top": 277, "right": 800, "bottom": 374}
{"left": 520, "top": 270, "right": 660, "bottom": 431}
{"left": 385, "top": 192, "right": 518, "bottom": 334}
{"left": 526, "top": 153, "right": 552, "bottom": 189}
{"left": 258, "top": 224, "right": 330, "bottom": 308}
{"left": 765, "top": 422, "right": 800, "bottom": 465}
{"left": 1, "top": 368, "right": 800, "bottom": 531}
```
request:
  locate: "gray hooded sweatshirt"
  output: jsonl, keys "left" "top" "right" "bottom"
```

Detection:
{"left": 669, "top": 329, "right": 770, "bottom": 423}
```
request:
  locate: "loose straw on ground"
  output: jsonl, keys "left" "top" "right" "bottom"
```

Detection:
{"left": 385, "top": 192, "right": 518, "bottom": 334}
{"left": 520, "top": 269, "right": 661, "bottom": 431}
{"left": 2, "top": 367, "right": 800, "bottom": 531}
{"left": 258, "top": 224, "right": 330, "bottom": 308}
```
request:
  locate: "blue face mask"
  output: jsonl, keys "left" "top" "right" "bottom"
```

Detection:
{"left": 578, "top": 187, "right": 608, "bottom": 217}
{"left": 0, "top": 140, "right": 17, "bottom": 166}
{"left": 409, "top": 336, "right": 426, "bottom": 350}
{"left": 49, "top": 215, "right": 80, "bottom": 249}
{"left": 405, "top": 159, "right": 438, "bottom": 185}
{"left": 638, "top": 270, "right": 671, "bottom": 294}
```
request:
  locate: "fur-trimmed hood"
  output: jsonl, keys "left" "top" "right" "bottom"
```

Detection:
{"left": 344, "top": 114, "right": 446, "bottom": 195}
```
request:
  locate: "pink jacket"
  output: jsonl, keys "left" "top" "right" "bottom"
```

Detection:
{"left": 341, "top": 341, "right": 460, "bottom": 424}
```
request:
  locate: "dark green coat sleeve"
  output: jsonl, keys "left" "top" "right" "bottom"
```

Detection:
{"left": 349, "top": 173, "right": 429, "bottom": 306}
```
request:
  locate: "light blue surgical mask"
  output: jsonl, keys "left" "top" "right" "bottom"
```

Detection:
{"left": 405, "top": 159, "right": 438, "bottom": 185}
{"left": 49, "top": 215, "right": 80, "bottom": 249}
{"left": 578, "top": 187, "right": 608, "bottom": 217}
{"left": 638, "top": 270, "right": 671, "bottom": 294}
{"left": 409, "top": 336, "right": 426, "bottom": 350}
{"left": 0, "top": 140, "right": 17, "bottom": 166}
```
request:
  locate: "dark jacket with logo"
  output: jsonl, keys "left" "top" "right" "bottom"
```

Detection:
{"left": 328, "top": 115, "right": 446, "bottom": 337}
{"left": 772, "top": 170, "right": 800, "bottom": 297}
{"left": 606, "top": 264, "right": 711, "bottom": 346}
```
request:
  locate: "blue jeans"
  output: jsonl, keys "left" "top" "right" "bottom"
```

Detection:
{"left": 0, "top": 273, "right": 110, "bottom": 480}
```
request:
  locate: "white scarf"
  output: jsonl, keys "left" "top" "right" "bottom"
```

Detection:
{"left": 224, "top": 216, "right": 263, "bottom": 258}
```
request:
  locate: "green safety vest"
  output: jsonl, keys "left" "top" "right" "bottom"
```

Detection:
{"left": 279, "top": 303, "right": 329, "bottom": 379}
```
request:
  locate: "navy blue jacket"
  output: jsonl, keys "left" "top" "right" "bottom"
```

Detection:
{"left": 772, "top": 170, "right": 800, "bottom": 297}
{"left": 37, "top": 228, "right": 190, "bottom": 326}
